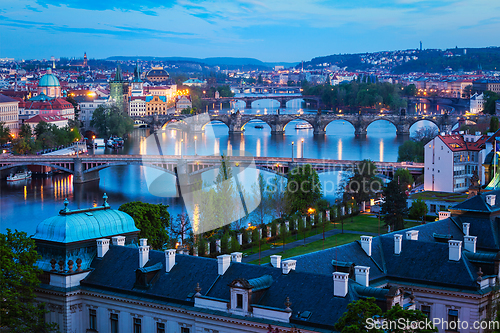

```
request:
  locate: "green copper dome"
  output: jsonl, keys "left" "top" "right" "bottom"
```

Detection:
{"left": 38, "top": 68, "right": 60, "bottom": 87}
{"left": 33, "top": 197, "right": 139, "bottom": 243}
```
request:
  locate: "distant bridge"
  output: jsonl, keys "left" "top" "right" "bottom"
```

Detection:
{"left": 201, "top": 95, "right": 321, "bottom": 109}
{"left": 134, "top": 112, "right": 490, "bottom": 136}
{"left": 0, "top": 155, "right": 423, "bottom": 184}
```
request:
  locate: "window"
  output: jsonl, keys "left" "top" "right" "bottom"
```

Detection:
{"left": 430, "top": 204, "right": 436, "bottom": 213}
{"left": 448, "top": 309, "right": 459, "bottom": 331}
{"left": 133, "top": 318, "right": 141, "bottom": 333}
{"left": 181, "top": 328, "right": 190, "bottom": 333}
{"left": 421, "top": 305, "right": 431, "bottom": 319}
{"left": 110, "top": 313, "right": 118, "bottom": 333}
{"left": 156, "top": 322, "right": 165, "bottom": 333}
{"left": 89, "top": 309, "right": 97, "bottom": 330}
{"left": 236, "top": 294, "right": 243, "bottom": 309}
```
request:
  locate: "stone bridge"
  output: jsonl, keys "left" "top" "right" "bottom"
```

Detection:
{"left": 0, "top": 155, "right": 423, "bottom": 184}
{"left": 201, "top": 95, "right": 321, "bottom": 109}
{"left": 135, "top": 112, "right": 490, "bottom": 136}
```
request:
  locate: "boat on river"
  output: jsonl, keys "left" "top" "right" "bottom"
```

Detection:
{"left": 7, "top": 170, "right": 32, "bottom": 182}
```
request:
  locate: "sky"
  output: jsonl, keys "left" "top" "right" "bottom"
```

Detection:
{"left": 0, "top": 0, "right": 499, "bottom": 62}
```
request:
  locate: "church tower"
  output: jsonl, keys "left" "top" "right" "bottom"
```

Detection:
{"left": 109, "top": 65, "right": 127, "bottom": 113}
{"left": 131, "top": 62, "right": 144, "bottom": 97}
{"left": 83, "top": 52, "right": 88, "bottom": 67}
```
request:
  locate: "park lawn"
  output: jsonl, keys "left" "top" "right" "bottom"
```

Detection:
{"left": 241, "top": 214, "right": 423, "bottom": 256}
{"left": 248, "top": 233, "right": 361, "bottom": 265}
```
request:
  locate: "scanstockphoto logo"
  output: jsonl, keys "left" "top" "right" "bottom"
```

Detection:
{"left": 141, "top": 112, "right": 260, "bottom": 235}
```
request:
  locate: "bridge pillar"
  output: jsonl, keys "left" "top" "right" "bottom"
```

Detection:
{"left": 245, "top": 100, "right": 252, "bottom": 109}
{"left": 313, "top": 125, "right": 325, "bottom": 135}
{"left": 73, "top": 158, "right": 100, "bottom": 184}
{"left": 396, "top": 123, "right": 411, "bottom": 136}
{"left": 228, "top": 112, "right": 243, "bottom": 134}
{"left": 175, "top": 160, "right": 203, "bottom": 198}
{"left": 354, "top": 125, "right": 367, "bottom": 137}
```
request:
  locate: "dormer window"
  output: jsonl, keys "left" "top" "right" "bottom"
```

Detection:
{"left": 236, "top": 294, "right": 243, "bottom": 309}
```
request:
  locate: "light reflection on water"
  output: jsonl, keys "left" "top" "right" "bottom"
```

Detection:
{"left": 0, "top": 119, "right": 437, "bottom": 234}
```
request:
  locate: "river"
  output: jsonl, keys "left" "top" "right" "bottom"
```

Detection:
{"left": 0, "top": 108, "right": 437, "bottom": 235}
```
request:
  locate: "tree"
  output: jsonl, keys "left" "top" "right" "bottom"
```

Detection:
{"left": 343, "top": 160, "right": 381, "bottom": 203}
{"left": 483, "top": 91, "right": 500, "bottom": 115}
{"left": 409, "top": 198, "right": 428, "bottom": 223}
{"left": 0, "top": 229, "right": 58, "bottom": 332}
{"left": 394, "top": 168, "right": 414, "bottom": 192}
{"left": 397, "top": 140, "right": 424, "bottom": 163}
{"left": 335, "top": 298, "right": 437, "bottom": 333}
{"left": 403, "top": 84, "right": 417, "bottom": 96}
{"left": 381, "top": 180, "right": 409, "bottom": 231}
{"left": 118, "top": 202, "right": 170, "bottom": 250}
{"left": 0, "top": 121, "right": 12, "bottom": 145}
{"left": 91, "top": 104, "right": 134, "bottom": 138}
{"left": 463, "top": 85, "right": 472, "bottom": 98}
{"left": 334, "top": 298, "right": 383, "bottom": 333}
{"left": 285, "top": 164, "right": 322, "bottom": 215}
{"left": 170, "top": 213, "right": 192, "bottom": 246}
{"left": 19, "top": 123, "right": 32, "bottom": 139}
{"left": 489, "top": 116, "right": 499, "bottom": 133}
{"left": 11, "top": 137, "right": 33, "bottom": 155}
{"left": 384, "top": 304, "right": 437, "bottom": 332}
{"left": 266, "top": 175, "right": 287, "bottom": 219}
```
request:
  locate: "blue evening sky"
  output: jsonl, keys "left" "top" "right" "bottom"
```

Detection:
{"left": 0, "top": 0, "right": 498, "bottom": 62}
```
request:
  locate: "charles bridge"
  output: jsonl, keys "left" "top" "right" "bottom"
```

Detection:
{"left": 134, "top": 112, "right": 490, "bottom": 136}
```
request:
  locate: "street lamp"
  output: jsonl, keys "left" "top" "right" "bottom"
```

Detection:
{"left": 291, "top": 141, "right": 294, "bottom": 163}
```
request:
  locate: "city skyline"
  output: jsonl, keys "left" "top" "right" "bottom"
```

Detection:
{"left": 1, "top": 0, "right": 499, "bottom": 62}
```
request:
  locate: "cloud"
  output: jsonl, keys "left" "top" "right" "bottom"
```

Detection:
{"left": 25, "top": 5, "right": 43, "bottom": 12}
{"left": 35, "top": 0, "right": 176, "bottom": 14}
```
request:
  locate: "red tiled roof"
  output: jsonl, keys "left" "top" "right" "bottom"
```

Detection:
{"left": 25, "top": 114, "right": 68, "bottom": 123}
{"left": 438, "top": 134, "right": 488, "bottom": 152}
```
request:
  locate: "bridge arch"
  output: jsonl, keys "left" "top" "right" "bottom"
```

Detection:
{"left": 249, "top": 98, "right": 281, "bottom": 109}
{"left": 283, "top": 118, "right": 315, "bottom": 131}
{"left": 201, "top": 119, "right": 230, "bottom": 132}
{"left": 240, "top": 118, "right": 271, "bottom": 131}
{"left": 366, "top": 119, "right": 397, "bottom": 135}
{"left": 161, "top": 118, "right": 187, "bottom": 129}
{"left": 408, "top": 118, "right": 440, "bottom": 133}
{"left": 323, "top": 119, "right": 356, "bottom": 134}
{"left": 84, "top": 162, "right": 177, "bottom": 175}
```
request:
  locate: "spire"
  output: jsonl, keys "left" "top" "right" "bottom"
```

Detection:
{"left": 114, "top": 64, "right": 123, "bottom": 82}
{"left": 103, "top": 193, "right": 110, "bottom": 208}
{"left": 133, "top": 62, "right": 142, "bottom": 82}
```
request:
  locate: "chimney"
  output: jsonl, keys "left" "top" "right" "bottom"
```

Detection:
{"left": 464, "top": 236, "right": 477, "bottom": 253}
{"left": 165, "top": 249, "right": 176, "bottom": 272}
{"left": 462, "top": 223, "right": 470, "bottom": 236}
{"left": 405, "top": 230, "right": 419, "bottom": 241}
{"left": 333, "top": 272, "right": 349, "bottom": 297}
{"left": 282, "top": 260, "right": 296, "bottom": 274}
{"left": 112, "top": 236, "right": 125, "bottom": 246}
{"left": 217, "top": 254, "right": 231, "bottom": 275}
{"left": 449, "top": 240, "right": 462, "bottom": 261}
{"left": 360, "top": 236, "right": 372, "bottom": 256}
{"left": 270, "top": 255, "right": 282, "bottom": 268}
{"left": 439, "top": 211, "right": 451, "bottom": 220}
{"left": 394, "top": 234, "right": 403, "bottom": 255}
{"left": 354, "top": 266, "right": 370, "bottom": 287}
{"left": 139, "top": 238, "right": 149, "bottom": 268}
{"left": 486, "top": 194, "right": 496, "bottom": 206}
{"left": 231, "top": 252, "right": 242, "bottom": 263}
{"left": 96, "top": 238, "right": 110, "bottom": 258}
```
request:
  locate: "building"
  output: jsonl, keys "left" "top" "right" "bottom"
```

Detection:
{"left": 129, "top": 96, "right": 146, "bottom": 116}
{"left": 74, "top": 95, "right": 107, "bottom": 128}
{"left": 472, "top": 79, "right": 500, "bottom": 95}
{"left": 33, "top": 191, "right": 500, "bottom": 333}
{"left": 24, "top": 114, "right": 68, "bottom": 129}
{"left": 130, "top": 63, "right": 143, "bottom": 97}
{"left": 145, "top": 95, "right": 167, "bottom": 115}
{"left": 145, "top": 67, "right": 170, "bottom": 83}
{"left": 24, "top": 93, "right": 75, "bottom": 121}
{"left": 33, "top": 196, "right": 413, "bottom": 333}
{"left": 37, "top": 68, "right": 61, "bottom": 98}
{"left": 424, "top": 133, "right": 489, "bottom": 192}
{"left": 0, "top": 94, "right": 19, "bottom": 136}
{"left": 182, "top": 78, "right": 206, "bottom": 87}
{"left": 175, "top": 95, "right": 192, "bottom": 113}
{"left": 470, "top": 93, "right": 485, "bottom": 114}
{"left": 109, "top": 65, "right": 128, "bottom": 113}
